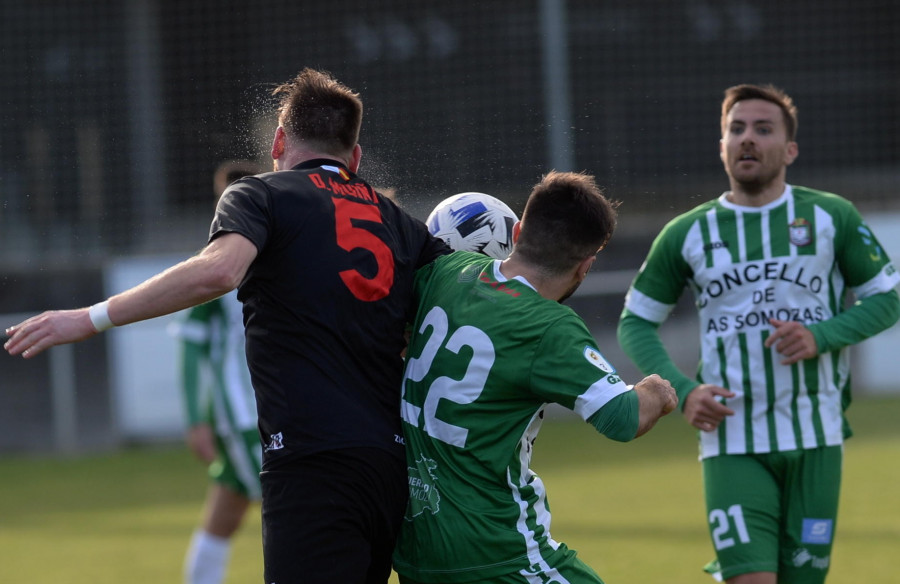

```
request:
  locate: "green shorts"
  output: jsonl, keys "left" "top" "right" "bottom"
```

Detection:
{"left": 702, "top": 446, "right": 842, "bottom": 583}
{"left": 398, "top": 542, "right": 605, "bottom": 584}
{"left": 209, "top": 427, "right": 262, "bottom": 500}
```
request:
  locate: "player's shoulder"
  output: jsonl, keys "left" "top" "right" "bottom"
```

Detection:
{"left": 654, "top": 198, "right": 719, "bottom": 242}
{"left": 420, "top": 251, "right": 491, "bottom": 283}
{"left": 220, "top": 172, "right": 274, "bottom": 203}
{"left": 434, "top": 250, "right": 493, "bottom": 271}
{"left": 790, "top": 184, "right": 865, "bottom": 229}
{"left": 790, "top": 184, "right": 857, "bottom": 210}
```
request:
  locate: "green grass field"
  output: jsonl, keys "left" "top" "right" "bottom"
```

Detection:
{"left": 1, "top": 396, "right": 898, "bottom": 583}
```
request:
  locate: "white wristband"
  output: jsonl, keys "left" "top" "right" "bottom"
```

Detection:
{"left": 88, "top": 300, "right": 115, "bottom": 332}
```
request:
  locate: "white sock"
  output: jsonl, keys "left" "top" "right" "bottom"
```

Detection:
{"left": 184, "top": 529, "right": 231, "bottom": 584}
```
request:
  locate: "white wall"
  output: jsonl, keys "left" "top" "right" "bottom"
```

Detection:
{"left": 852, "top": 213, "right": 900, "bottom": 395}
{"left": 105, "top": 254, "right": 191, "bottom": 439}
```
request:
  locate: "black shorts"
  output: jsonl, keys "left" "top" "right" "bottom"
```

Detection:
{"left": 261, "top": 447, "right": 408, "bottom": 584}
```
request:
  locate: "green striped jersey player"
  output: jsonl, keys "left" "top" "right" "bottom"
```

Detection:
{"left": 622, "top": 185, "right": 899, "bottom": 459}
{"left": 618, "top": 84, "right": 900, "bottom": 583}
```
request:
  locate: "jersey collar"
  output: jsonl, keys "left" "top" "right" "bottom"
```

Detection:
{"left": 491, "top": 260, "right": 537, "bottom": 291}
{"left": 718, "top": 184, "right": 793, "bottom": 212}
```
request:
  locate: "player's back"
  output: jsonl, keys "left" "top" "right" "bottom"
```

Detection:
{"left": 210, "top": 159, "right": 448, "bottom": 467}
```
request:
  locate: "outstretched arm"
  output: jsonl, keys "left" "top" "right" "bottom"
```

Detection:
{"left": 4, "top": 233, "right": 256, "bottom": 358}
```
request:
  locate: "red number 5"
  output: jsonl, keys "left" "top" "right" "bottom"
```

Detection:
{"left": 334, "top": 197, "right": 395, "bottom": 301}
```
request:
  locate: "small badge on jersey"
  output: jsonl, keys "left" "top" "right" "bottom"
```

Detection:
{"left": 583, "top": 346, "right": 614, "bottom": 373}
{"left": 801, "top": 518, "right": 833, "bottom": 544}
{"left": 789, "top": 218, "right": 812, "bottom": 247}
{"left": 857, "top": 224, "right": 884, "bottom": 261}
{"left": 321, "top": 164, "right": 351, "bottom": 181}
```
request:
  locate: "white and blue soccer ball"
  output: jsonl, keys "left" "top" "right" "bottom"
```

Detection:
{"left": 426, "top": 192, "right": 519, "bottom": 260}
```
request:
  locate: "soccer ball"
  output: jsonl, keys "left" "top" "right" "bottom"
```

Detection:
{"left": 426, "top": 192, "right": 519, "bottom": 260}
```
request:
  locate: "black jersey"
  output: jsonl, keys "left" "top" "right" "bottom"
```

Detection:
{"left": 209, "top": 159, "right": 450, "bottom": 468}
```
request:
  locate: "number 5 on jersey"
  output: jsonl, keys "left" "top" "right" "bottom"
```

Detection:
{"left": 401, "top": 306, "right": 495, "bottom": 448}
{"left": 333, "top": 196, "right": 395, "bottom": 301}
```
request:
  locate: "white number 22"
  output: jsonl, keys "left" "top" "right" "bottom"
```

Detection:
{"left": 401, "top": 306, "right": 494, "bottom": 447}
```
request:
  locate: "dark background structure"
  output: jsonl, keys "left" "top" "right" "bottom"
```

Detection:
{"left": 1, "top": 0, "right": 898, "bottom": 452}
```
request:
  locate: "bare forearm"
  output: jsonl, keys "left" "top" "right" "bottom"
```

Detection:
{"left": 108, "top": 253, "right": 235, "bottom": 326}
{"left": 4, "top": 233, "right": 254, "bottom": 358}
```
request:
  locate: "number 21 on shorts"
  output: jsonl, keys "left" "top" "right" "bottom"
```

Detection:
{"left": 709, "top": 504, "right": 751, "bottom": 550}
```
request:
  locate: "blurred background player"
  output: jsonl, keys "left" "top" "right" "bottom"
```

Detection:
{"left": 617, "top": 84, "right": 900, "bottom": 583}
{"left": 169, "top": 160, "right": 265, "bottom": 584}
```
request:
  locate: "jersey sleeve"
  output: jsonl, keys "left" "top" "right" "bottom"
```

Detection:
{"left": 833, "top": 202, "right": 900, "bottom": 296}
{"left": 806, "top": 198, "right": 900, "bottom": 352}
{"left": 529, "top": 313, "right": 631, "bottom": 428}
{"left": 208, "top": 176, "right": 270, "bottom": 251}
{"left": 809, "top": 289, "right": 900, "bottom": 353}
{"left": 383, "top": 195, "right": 452, "bottom": 269}
{"left": 588, "top": 390, "right": 639, "bottom": 442}
{"left": 624, "top": 217, "right": 694, "bottom": 324}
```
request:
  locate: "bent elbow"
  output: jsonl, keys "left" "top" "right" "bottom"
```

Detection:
{"left": 209, "top": 264, "right": 244, "bottom": 295}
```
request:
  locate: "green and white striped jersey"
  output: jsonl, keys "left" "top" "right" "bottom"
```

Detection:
{"left": 393, "top": 252, "right": 632, "bottom": 583}
{"left": 169, "top": 291, "right": 261, "bottom": 497}
{"left": 625, "top": 185, "right": 900, "bottom": 459}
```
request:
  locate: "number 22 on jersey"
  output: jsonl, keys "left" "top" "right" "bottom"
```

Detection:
{"left": 401, "top": 306, "right": 494, "bottom": 448}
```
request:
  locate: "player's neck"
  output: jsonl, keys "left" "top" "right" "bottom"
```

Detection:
{"left": 499, "top": 257, "right": 571, "bottom": 301}
{"left": 727, "top": 179, "right": 787, "bottom": 207}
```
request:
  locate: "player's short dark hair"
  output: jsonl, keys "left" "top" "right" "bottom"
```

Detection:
{"left": 721, "top": 83, "right": 798, "bottom": 141}
{"left": 273, "top": 68, "right": 363, "bottom": 157}
{"left": 514, "top": 171, "right": 618, "bottom": 275}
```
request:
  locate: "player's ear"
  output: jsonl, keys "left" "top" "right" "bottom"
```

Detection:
{"left": 577, "top": 256, "right": 595, "bottom": 281}
{"left": 271, "top": 127, "right": 286, "bottom": 164}
{"left": 785, "top": 140, "right": 798, "bottom": 166}
{"left": 349, "top": 144, "right": 362, "bottom": 173}
{"left": 512, "top": 221, "right": 522, "bottom": 244}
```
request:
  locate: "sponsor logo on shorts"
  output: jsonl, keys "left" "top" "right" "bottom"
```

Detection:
{"left": 791, "top": 548, "right": 830, "bottom": 570}
{"left": 801, "top": 518, "right": 833, "bottom": 544}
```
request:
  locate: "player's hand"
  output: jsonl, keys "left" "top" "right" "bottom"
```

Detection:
{"left": 4, "top": 309, "right": 97, "bottom": 358}
{"left": 633, "top": 374, "right": 678, "bottom": 437}
{"left": 765, "top": 318, "right": 818, "bottom": 364}
{"left": 187, "top": 424, "right": 216, "bottom": 463}
{"left": 683, "top": 384, "right": 735, "bottom": 432}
